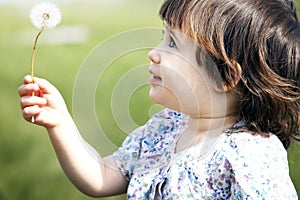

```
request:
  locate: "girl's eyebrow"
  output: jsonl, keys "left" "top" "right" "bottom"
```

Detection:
{"left": 163, "top": 25, "right": 181, "bottom": 45}
{"left": 169, "top": 29, "right": 179, "bottom": 42}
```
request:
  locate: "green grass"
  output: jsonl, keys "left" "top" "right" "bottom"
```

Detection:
{"left": 0, "top": 1, "right": 300, "bottom": 199}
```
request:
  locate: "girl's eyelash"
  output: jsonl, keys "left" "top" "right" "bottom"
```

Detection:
{"left": 160, "top": 29, "right": 177, "bottom": 48}
{"left": 169, "top": 36, "right": 177, "bottom": 48}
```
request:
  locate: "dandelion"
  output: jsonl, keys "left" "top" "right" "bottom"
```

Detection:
{"left": 29, "top": 2, "right": 61, "bottom": 122}
{"left": 30, "top": 2, "right": 61, "bottom": 29}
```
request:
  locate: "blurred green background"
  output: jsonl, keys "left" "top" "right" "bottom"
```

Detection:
{"left": 0, "top": 0, "right": 299, "bottom": 199}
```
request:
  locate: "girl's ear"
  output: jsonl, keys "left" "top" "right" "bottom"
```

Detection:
{"left": 215, "top": 60, "right": 242, "bottom": 92}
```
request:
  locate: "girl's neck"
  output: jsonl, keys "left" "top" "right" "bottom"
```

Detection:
{"left": 174, "top": 114, "right": 238, "bottom": 154}
{"left": 187, "top": 114, "right": 238, "bottom": 134}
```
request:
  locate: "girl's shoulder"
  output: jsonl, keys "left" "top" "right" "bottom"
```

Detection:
{"left": 216, "top": 129, "right": 288, "bottom": 172}
{"left": 220, "top": 130, "right": 287, "bottom": 159}
{"left": 196, "top": 129, "right": 297, "bottom": 199}
{"left": 213, "top": 131, "right": 297, "bottom": 199}
{"left": 201, "top": 120, "right": 288, "bottom": 166}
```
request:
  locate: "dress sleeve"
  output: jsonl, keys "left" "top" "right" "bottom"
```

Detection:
{"left": 112, "top": 125, "right": 145, "bottom": 181}
{"left": 112, "top": 108, "right": 182, "bottom": 181}
{"left": 226, "top": 133, "right": 298, "bottom": 200}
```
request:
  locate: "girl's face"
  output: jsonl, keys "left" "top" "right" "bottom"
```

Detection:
{"left": 148, "top": 25, "right": 227, "bottom": 118}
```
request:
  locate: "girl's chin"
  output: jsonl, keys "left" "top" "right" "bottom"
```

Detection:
{"left": 149, "top": 86, "right": 161, "bottom": 103}
{"left": 149, "top": 86, "right": 168, "bottom": 107}
{"left": 149, "top": 87, "right": 182, "bottom": 112}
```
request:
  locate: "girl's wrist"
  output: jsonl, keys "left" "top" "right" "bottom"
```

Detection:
{"left": 45, "top": 111, "right": 74, "bottom": 133}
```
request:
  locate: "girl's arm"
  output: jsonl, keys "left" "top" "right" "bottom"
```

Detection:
{"left": 18, "top": 75, "right": 128, "bottom": 197}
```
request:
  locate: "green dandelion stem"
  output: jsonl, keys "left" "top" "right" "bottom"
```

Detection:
{"left": 30, "top": 27, "right": 44, "bottom": 88}
{"left": 30, "top": 27, "right": 44, "bottom": 123}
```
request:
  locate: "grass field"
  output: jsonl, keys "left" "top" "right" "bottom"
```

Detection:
{"left": 0, "top": 1, "right": 299, "bottom": 199}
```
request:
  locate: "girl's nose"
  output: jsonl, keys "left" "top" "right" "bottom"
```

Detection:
{"left": 148, "top": 48, "right": 160, "bottom": 64}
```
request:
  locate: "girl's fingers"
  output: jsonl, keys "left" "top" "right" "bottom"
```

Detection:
{"left": 19, "top": 76, "right": 64, "bottom": 126}
{"left": 23, "top": 75, "right": 34, "bottom": 84}
{"left": 22, "top": 105, "right": 42, "bottom": 122}
{"left": 18, "top": 83, "right": 39, "bottom": 97}
{"left": 32, "top": 77, "right": 59, "bottom": 94}
{"left": 20, "top": 95, "right": 47, "bottom": 109}
{"left": 19, "top": 76, "right": 58, "bottom": 97}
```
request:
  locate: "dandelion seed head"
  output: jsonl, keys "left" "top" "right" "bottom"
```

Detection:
{"left": 30, "top": 2, "right": 61, "bottom": 29}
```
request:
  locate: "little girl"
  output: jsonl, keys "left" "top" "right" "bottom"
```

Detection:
{"left": 19, "top": 0, "right": 299, "bottom": 199}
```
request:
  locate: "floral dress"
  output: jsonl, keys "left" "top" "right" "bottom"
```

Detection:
{"left": 113, "top": 108, "right": 298, "bottom": 199}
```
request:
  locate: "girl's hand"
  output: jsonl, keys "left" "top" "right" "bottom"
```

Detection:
{"left": 18, "top": 75, "right": 69, "bottom": 128}
{"left": 18, "top": 75, "right": 129, "bottom": 196}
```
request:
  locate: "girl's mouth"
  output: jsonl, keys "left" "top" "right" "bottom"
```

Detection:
{"left": 149, "top": 75, "right": 162, "bottom": 84}
{"left": 149, "top": 68, "right": 162, "bottom": 84}
{"left": 153, "top": 75, "right": 162, "bottom": 81}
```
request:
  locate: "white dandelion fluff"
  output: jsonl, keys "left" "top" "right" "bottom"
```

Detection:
{"left": 30, "top": 2, "right": 61, "bottom": 29}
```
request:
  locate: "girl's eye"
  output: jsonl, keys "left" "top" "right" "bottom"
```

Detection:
{"left": 169, "top": 37, "right": 177, "bottom": 48}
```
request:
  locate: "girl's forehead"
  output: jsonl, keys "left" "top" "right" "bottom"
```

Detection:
{"left": 163, "top": 20, "right": 195, "bottom": 40}
{"left": 164, "top": 22, "right": 197, "bottom": 43}
{"left": 163, "top": 22, "right": 181, "bottom": 35}
{"left": 163, "top": 21, "right": 172, "bottom": 30}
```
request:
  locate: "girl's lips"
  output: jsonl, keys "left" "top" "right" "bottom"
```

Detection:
{"left": 149, "top": 75, "right": 162, "bottom": 84}
{"left": 149, "top": 67, "right": 162, "bottom": 84}
{"left": 149, "top": 69, "right": 162, "bottom": 84}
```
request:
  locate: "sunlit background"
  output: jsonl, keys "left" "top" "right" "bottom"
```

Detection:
{"left": 0, "top": 1, "right": 299, "bottom": 199}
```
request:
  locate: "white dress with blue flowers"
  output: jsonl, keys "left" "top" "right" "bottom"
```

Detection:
{"left": 113, "top": 108, "right": 298, "bottom": 199}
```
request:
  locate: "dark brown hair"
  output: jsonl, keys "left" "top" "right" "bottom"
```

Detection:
{"left": 159, "top": 0, "right": 300, "bottom": 148}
